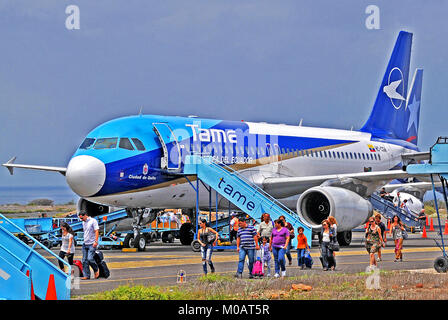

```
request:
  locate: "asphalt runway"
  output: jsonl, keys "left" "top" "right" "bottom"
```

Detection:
{"left": 41, "top": 230, "right": 447, "bottom": 297}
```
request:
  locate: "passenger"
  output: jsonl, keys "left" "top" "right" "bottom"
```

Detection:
{"left": 260, "top": 236, "right": 272, "bottom": 277}
{"left": 389, "top": 215, "right": 405, "bottom": 262}
{"left": 296, "top": 227, "right": 309, "bottom": 270}
{"left": 393, "top": 192, "right": 402, "bottom": 208}
{"left": 78, "top": 211, "right": 100, "bottom": 280}
{"left": 379, "top": 187, "right": 393, "bottom": 201}
{"left": 269, "top": 219, "right": 290, "bottom": 278}
{"left": 365, "top": 217, "right": 384, "bottom": 269}
{"left": 278, "top": 215, "right": 294, "bottom": 265}
{"left": 416, "top": 209, "right": 427, "bottom": 231}
{"left": 374, "top": 214, "right": 387, "bottom": 262}
{"left": 258, "top": 213, "right": 274, "bottom": 241}
{"left": 58, "top": 222, "right": 75, "bottom": 271}
{"left": 235, "top": 217, "right": 259, "bottom": 279}
{"left": 229, "top": 213, "right": 239, "bottom": 244}
{"left": 197, "top": 218, "right": 218, "bottom": 275}
{"left": 319, "top": 220, "right": 335, "bottom": 271}
{"left": 327, "top": 216, "right": 338, "bottom": 270}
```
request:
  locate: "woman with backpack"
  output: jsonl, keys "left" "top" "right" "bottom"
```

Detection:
{"left": 197, "top": 218, "right": 219, "bottom": 275}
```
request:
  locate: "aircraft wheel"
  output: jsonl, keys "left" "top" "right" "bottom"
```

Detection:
{"left": 337, "top": 231, "right": 352, "bottom": 246}
{"left": 123, "top": 234, "right": 134, "bottom": 248}
{"left": 134, "top": 234, "right": 146, "bottom": 251}
{"left": 191, "top": 240, "right": 201, "bottom": 252}
{"left": 434, "top": 256, "right": 448, "bottom": 273}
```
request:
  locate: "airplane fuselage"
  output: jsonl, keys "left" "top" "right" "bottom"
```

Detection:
{"left": 66, "top": 114, "right": 417, "bottom": 210}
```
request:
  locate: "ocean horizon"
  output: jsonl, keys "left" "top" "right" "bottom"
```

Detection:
{"left": 0, "top": 185, "right": 79, "bottom": 205}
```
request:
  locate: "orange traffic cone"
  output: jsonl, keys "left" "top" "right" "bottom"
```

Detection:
{"left": 444, "top": 220, "right": 448, "bottom": 235}
{"left": 426, "top": 216, "right": 430, "bottom": 226}
{"left": 422, "top": 226, "right": 427, "bottom": 238}
{"left": 387, "top": 219, "right": 391, "bottom": 230}
{"left": 429, "top": 218, "right": 435, "bottom": 232}
{"left": 45, "top": 274, "right": 57, "bottom": 300}
{"left": 26, "top": 270, "right": 35, "bottom": 300}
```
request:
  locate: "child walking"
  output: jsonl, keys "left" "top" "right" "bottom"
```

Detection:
{"left": 260, "top": 236, "right": 272, "bottom": 277}
{"left": 296, "top": 227, "right": 309, "bottom": 269}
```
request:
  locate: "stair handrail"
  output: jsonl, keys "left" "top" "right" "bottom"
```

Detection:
{"left": 188, "top": 154, "right": 311, "bottom": 229}
{"left": 0, "top": 213, "right": 71, "bottom": 275}
{"left": 370, "top": 193, "right": 420, "bottom": 222}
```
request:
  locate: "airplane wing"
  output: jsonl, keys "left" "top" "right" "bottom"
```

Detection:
{"left": 401, "top": 151, "right": 430, "bottom": 162}
{"left": 262, "top": 169, "right": 425, "bottom": 198}
{"left": 2, "top": 157, "right": 67, "bottom": 176}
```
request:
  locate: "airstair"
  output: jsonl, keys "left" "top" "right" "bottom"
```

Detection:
{"left": 369, "top": 193, "right": 421, "bottom": 228}
{"left": 183, "top": 155, "right": 312, "bottom": 246}
{"left": 0, "top": 213, "right": 71, "bottom": 300}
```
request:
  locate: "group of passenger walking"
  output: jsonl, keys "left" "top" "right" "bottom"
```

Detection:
{"left": 197, "top": 210, "right": 408, "bottom": 278}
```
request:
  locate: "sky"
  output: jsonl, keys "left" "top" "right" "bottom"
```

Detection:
{"left": 1, "top": 0, "right": 447, "bottom": 188}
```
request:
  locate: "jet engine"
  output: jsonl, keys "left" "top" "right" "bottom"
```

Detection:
{"left": 297, "top": 186, "right": 373, "bottom": 245}
{"left": 77, "top": 198, "right": 111, "bottom": 217}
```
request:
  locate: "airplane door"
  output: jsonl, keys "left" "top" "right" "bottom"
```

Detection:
{"left": 153, "top": 123, "right": 181, "bottom": 171}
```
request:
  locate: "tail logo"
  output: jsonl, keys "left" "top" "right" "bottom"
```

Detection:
{"left": 383, "top": 67, "right": 405, "bottom": 110}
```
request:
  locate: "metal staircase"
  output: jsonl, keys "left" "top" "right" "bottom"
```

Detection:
{"left": 369, "top": 193, "right": 420, "bottom": 228}
{"left": 183, "top": 155, "right": 312, "bottom": 246}
{"left": 0, "top": 213, "right": 71, "bottom": 300}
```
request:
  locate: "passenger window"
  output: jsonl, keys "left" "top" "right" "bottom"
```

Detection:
{"left": 79, "top": 138, "right": 95, "bottom": 150}
{"left": 94, "top": 138, "right": 118, "bottom": 149}
{"left": 362, "top": 153, "right": 365, "bottom": 160}
{"left": 119, "top": 138, "right": 134, "bottom": 151}
{"left": 378, "top": 154, "right": 381, "bottom": 160}
{"left": 132, "top": 138, "right": 146, "bottom": 151}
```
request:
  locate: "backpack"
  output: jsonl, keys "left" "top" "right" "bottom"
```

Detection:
{"left": 252, "top": 259, "right": 264, "bottom": 277}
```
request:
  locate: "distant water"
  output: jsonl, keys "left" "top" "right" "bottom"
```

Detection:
{"left": 0, "top": 186, "right": 79, "bottom": 205}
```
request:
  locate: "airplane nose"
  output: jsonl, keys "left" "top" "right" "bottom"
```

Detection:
{"left": 66, "top": 155, "right": 106, "bottom": 197}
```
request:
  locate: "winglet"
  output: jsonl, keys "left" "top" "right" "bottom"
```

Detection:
{"left": 3, "top": 157, "right": 17, "bottom": 175}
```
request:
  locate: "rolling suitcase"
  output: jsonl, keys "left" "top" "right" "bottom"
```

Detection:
{"left": 304, "top": 250, "right": 313, "bottom": 268}
{"left": 93, "top": 250, "right": 110, "bottom": 279}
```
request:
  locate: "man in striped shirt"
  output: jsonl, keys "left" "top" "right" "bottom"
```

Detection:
{"left": 235, "top": 217, "right": 259, "bottom": 279}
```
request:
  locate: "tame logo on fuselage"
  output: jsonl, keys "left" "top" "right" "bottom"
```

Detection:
{"left": 218, "top": 177, "right": 255, "bottom": 211}
{"left": 186, "top": 124, "right": 237, "bottom": 144}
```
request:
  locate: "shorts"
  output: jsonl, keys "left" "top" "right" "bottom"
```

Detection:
{"left": 365, "top": 242, "right": 380, "bottom": 254}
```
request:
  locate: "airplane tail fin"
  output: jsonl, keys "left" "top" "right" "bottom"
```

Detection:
{"left": 403, "top": 68, "right": 423, "bottom": 145}
{"left": 360, "top": 31, "right": 419, "bottom": 147}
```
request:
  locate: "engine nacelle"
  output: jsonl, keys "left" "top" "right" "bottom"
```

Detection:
{"left": 77, "top": 198, "right": 111, "bottom": 217}
{"left": 297, "top": 186, "right": 372, "bottom": 232}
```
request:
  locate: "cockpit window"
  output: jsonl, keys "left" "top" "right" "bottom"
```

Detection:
{"left": 131, "top": 138, "right": 146, "bottom": 151}
{"left": 93, "top": 138, "right": 118, "bottom": 149}
{"left": 79, "top": 138, "right": 96, "bottom": 150}
{"left": 119, "top": 138, "right": 134, "bottom": 151}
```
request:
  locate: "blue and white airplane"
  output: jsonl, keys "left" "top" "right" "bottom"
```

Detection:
{"left": 3, "top": 31, "right": 427, "bottom": 246}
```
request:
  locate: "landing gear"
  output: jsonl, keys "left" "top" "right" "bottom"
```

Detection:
{"left": 124, "top": 208, "right": 159, "bottom": 251}
{"left": 337, "top": 230, "right": 352, "bottom": 246}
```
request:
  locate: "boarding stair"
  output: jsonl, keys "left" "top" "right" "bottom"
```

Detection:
{"left": 0, "top": 213, "right": 71, "bottom": 300}
{"left": 369, "top": 193, "right": 420, "bottom": 228}
{"left": 183, "top": 155, "right": 312, "bottom": 246}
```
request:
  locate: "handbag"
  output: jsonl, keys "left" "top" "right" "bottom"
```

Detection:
{"left": 401, "top": 228, "right": 408, "bottom": 240}
{"left": 329, "top": 240, "right": 340, "bottom": 252}
{"left": 206, "top": 229, "right": 217, "bottom": 243}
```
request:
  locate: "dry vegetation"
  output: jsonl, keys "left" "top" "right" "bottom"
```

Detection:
{"left": 82, "top": 270, "right": 448, "bottom": 300}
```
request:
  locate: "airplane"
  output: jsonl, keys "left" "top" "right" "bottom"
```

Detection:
{"left": 3, "top": 31, "right": 428, "bottom": 248}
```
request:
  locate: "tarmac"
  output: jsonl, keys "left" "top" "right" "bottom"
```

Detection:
{"left": 39, "top": 229, "right": 448, "bottom": 297}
